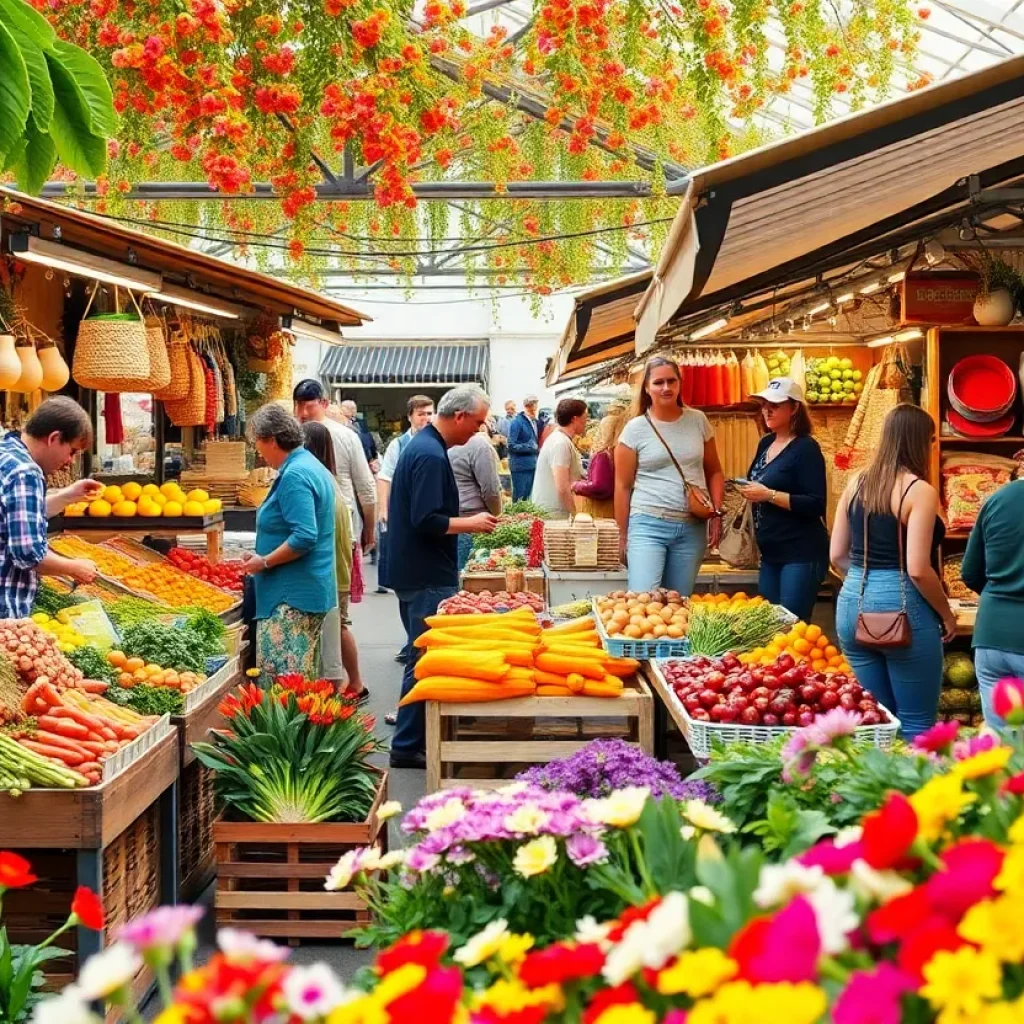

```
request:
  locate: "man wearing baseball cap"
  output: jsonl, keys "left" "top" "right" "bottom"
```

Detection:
{"left": 737, "top": 376, "right": 829, "bottom": 622}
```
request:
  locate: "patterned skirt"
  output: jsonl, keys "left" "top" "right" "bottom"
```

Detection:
{"left": 256, "top": 603, "right": 327, "bottom": 679}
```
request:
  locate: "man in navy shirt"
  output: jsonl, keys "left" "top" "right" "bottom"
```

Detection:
{"left": 388, "top": 386, "right": 498, "bottom": 768}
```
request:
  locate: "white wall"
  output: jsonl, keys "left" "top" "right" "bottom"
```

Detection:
{"left": 488, "top": 335, "right": 557, "bottom": 410}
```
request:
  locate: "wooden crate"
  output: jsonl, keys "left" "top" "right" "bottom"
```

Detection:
{"left": 178, "top": 760, "right": 218, "bottom": 901}
{"left": 213, "top": 773, "right": 388, "bottom": 943}
{"left": 460, "top": 571, "right": 545, "bottom": 596}
{"left": 426, "top": 675, "right": 654, "bottom": 793}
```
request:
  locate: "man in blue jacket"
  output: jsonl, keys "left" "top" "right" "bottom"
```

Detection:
{"left": 507, "top": 394, "right": 542, "bottom": 501}
{"left": 387, "top": 385, "right": 498, "bottom": 769}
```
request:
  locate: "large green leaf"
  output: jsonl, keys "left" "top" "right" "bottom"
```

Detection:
{"left": 0, "top": 19, "right": 31, "bottom": 169}
{"left": 52, "top": 40, "right": 115, "bottom": 136}
{"left": 0, "top": 0, "right": 57, "bottom": 49}
{"left": 6, "top": 17, "right": 54, "bottom": 132}
{"left": 45, "top": 51, "right": 106, "bottom": 179}
{"left": 14, "top": 121, "right": 57, "bottom": 195}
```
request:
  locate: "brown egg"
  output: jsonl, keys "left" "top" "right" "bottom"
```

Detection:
{"left": 646, "top": 601, "right": 664, "bottom": 615}
{"left": 629, "top": 614, "right": 646, "bottom": 628}
{"left": 666, "top": 624, "right": 684, "bottom": 638}
{"left": 624, "top": 624, "right": 643, "bottom": 639}
{"left": 652, "top": 624, "right": 668, "bottom": 638}
{"left": 659, "top": 607, "right": 675, "bottom": 624}
{"left": 607, "top": 621, "right": 623, "bottom": 635}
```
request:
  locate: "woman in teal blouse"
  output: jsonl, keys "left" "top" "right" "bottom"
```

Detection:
{"left": 241, "top": 404, "right": 338, "bottom": 678}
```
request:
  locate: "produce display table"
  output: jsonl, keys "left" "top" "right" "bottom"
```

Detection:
{"left": 642, "top": 660, "right": 687, "bottom": 761}
{"left": 425, "top": 676, "right": 654, "bottom": 793}
{"left": 1, "top": 732, "right": 179, "bottom": 1007}
{"left": 545, "top": 566, "right": 627, "bottom": 606}
{"left": 460, "top": 570, "right": 546, "bottom": 596}
{"left": 54, "top": 512, "right": 226, "bottom": 563}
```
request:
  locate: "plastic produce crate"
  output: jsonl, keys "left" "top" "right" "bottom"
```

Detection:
{"left": 592, "top": 598, "right": 690, "bottom": 659}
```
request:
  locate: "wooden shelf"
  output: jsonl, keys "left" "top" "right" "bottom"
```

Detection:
{"left": 945, "top": 530, "right": 972, "bottom": 540}
{"left": 940, "top": 436, "right": 1024, "bottom": 445}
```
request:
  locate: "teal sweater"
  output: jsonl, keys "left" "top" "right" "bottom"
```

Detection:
{"left": 253, "top": 447, "right": 337, "bottom": 619}
{"left": 961, "top": 479, "right": 1024, "bottom": 655}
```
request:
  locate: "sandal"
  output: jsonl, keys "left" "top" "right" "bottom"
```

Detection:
{"left": 385, "top": 709, "right": 398, "bottom": 726}
{"left": 343, "top": 687, "right": 371, "bottom": 705}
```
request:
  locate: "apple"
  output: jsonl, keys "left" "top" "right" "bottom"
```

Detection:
{"left": 799, "top": 683, "right": 822, "bottom": 702}
{"left": 710, "top": 704, "right": 737, "bottom": 723}
{"left": 682, "top": 694, "right": 701, "bottom": 712}
{"left": 753, "top": 696, "right": 771, "bottom": 712}
{"left": 839, "top": 693, "right": 859, "bottom": 711}
{"left": 762, "top": 712, "right": 780, "bottom": 726}
{"left": 763, "top": 673, "right": 781, "bottom": 691}
{"left": 820, "top": 690, "right": 840, "bottom": 709}
{"left": 691, "top": 708, "right": 711, "bottom": 721}
{"left": 740, "top": 707, "right": 762, "bottom": 725}
{"left": 699, "top": 689, "right": 721, "bottom": 709}
{"left": 777, "top": 654, "right": 795, "bottom": 672}
{"left": 705, "top": 671, "right": 727, "bottom": 691}
{"left": 769, "top": 698, "right": 791, "bottom": 717}
{"left": 798, "top": 711, "right": 815, "bottom": 727}
{"left": 861, "top": 710, "right": 881, "bottom": 725}
{"left": 782, "top": 711, "right": 798, "bottom": 726}
{"left": 729, "top": 695, "right": 749, "bottom": 712}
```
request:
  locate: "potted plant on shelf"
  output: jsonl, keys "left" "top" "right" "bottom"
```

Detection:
{"left": 192, "top": 674, "right": 387, "bottom": 940}
{"left": 971, "top": 252, "right": 1024, "bottom": 326}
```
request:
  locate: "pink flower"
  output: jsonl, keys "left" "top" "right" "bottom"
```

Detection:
{"left": 926, "top": 839, "right": 1005, "bottom": 922}
{"left": 834, "top": 963, "right": 916, "bottom": 1024}
{"left": 781, "top": 732, "right": 817, "bottom": 784}
{"left": 729, "top": 895, "right": 821, "bottom": 984}
{"left": 566, "top": 834, "right": 609, "bottom": 867}
{"left": 953, "top": 732, "right": 999, "bottom": 761}
{"left": 912, "top": 721, "right": 959, "bottom": 754}
{"left": 217, "top": 928, "right": 291, "bottom": 963}
{"left": 119, "top": 905, "right": 204, "bottom": 952}
{"left": 992, "top": 677, "right": 1024, "bottom": 725}
{"left": 809, "top": 708, "right": 862, "bottom": 745}
{"left": 797, "top": 836, "right": 864, "bottom": 875}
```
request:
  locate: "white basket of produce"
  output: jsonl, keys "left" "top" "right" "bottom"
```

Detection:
{"left": 101, "top": 713, "right": 172, "bottom": 782}
{"left": 181, "top": 655, "right": 240, "bottom": 715}
{"left": 591, "top": 593, "right": 690, "bottom": 659}
{"left": 652, "top": 656, "right": 900, "bottom": 760}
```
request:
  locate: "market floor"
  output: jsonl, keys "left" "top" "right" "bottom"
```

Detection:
{"left": 144, "top": 563, "right": 422, "bottom": 1017}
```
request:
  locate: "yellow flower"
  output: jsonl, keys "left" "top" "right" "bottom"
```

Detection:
{"left": 497, "top": 932, "right": 535, "bottom": 964}
{"left": 959, "top": 894, "right": 1024, "bottom": 961}
{"left": 995, "top": 845, "right": 1024, "bottom": 893}
{"left": 687, "top": 981, "right": 827, "bottom": 1024}
{"left": 683, "top": 800, "right": 737, "bottom": 834}
{"left": 956, "top": 996, "right": 1024, "bottom": 1024}
{"left": 154, "top": 1009, "right": 191, "bottom": 1024}
{"left": 245, "top": 667, "right": 261, "bottom": 678}
{"left": 473, "top": 978, "right": 563, "bottom": 1015}
{"left": 952, "top": 746, "right": 1014, "bottom": 781}
{"left": 326, "top": 995, "right": 387, "bottom": 1024}
{"left": 504, "top": 803, "right": 550, "bottom": 835}
{"left": 424, "top": 797, "right": 467, "bottom": 832}
{"left": 454, "top": 919, "right": 509, "bottom": 967}
{"left": 657, "top": 948, "right": 738, "bottom": 997}
{"left": 921, "top": 947, "right": 1003, "bottom": 1018}
{"left": 513, "top": 835, "right": 558, "bottom": 878}
{"left": 909, "top": 774, "right": 978, "bottom": 842}
{"left": 585, "top": 786, "right": 650, "bottom": 828}
{"left": 372, "top": 963, "right": 428, "bottom": 1007}
{"left": 592, "top": 1006, "right": 656, "bottom": 1024}
{"left": 1008, "top": 814, "right": 1024, "bottom": 845}
{"left": 377, "top": 800, "right": 402, "bottom": 822}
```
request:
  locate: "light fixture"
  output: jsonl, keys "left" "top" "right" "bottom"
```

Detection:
{"left": 689, "top": 317, "right": 728, "bottom": 341}
{"left": 835, "top": 293, "right": 854, "bottom": 305}
{"left": 860, "top": 281, "right": 882, "bottom": 295}
{"left": 9, "top": 234, "right": 161, "bottom": 292}
{"left": 894, "top": 328, "right": 923, "bottom": 343}
{"left": 807, "top": 302, "right": 832, "bottom": 316}
{"left": 154, "top": 282, "right": 245, "bottom": 319}
{"left": 281, "top": 314, "right": 345, "bottom": 345}
{"left": 866, "top": 334, "right": 894, "bottom": 349}
{"left": 924, "top": 239, "right": 946, "bottom": 266}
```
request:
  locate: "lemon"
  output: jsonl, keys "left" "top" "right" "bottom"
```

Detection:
{"left": 56, "top": 609, "right": 72, "bottom": 624}
{"left": 64, "top": 502, "right": 86, "bottom": 517}
{"left": 153, "top": 493, "right": 168, "bottom": 507}
{"left": 122, "top": 481, "right": 143, "bottom": 501}
{"left": 142, "top": 483, "right": 160, "bottom": 496}
{"left": 88, "top": 498, "right": 112, "bottom": 517}
{"left": 138, "top": 499, "right": 162, "bottom": 517}
{"left": 187, "top": 489, "right": 210, "bottom": 504}
{"left": 159, "top": 481, "right": 179, "bottom": 498}
{"left": 163, "top": 500, "right": 183, "bottom": 517}
{"left": 203, "top": 498, "right": 222, "bottom": 514}
{"left": 113, "top": 500, "right": 138, "bottom": 517}
{"left": 31, "top": 612, "right": 50, "bottom": 624}
{"left": 102, "top": 485, "right": 123, "bottom": 504}
{"left": 182, "top": 500, "right": 205, "bottom": 517}
{"left": 59, "top": 642, "right": 75, "bottom": 654}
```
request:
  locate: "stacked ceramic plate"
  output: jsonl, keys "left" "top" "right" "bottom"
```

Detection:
{"left": 947, "top": 355, "right": 1017, "bottom": 437}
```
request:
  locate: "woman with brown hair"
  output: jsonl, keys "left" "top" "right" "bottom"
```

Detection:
{"left": 830, "top": 403, "right": 955, "bottom": 738}
{"left": 573, "top": 404, "right": 627, "bottom": 519}
{"left": 739, "top": 377, "right": 828, "bottom": 621}
{"left": 614, "top": 356, "right": 725, "bottom": 594}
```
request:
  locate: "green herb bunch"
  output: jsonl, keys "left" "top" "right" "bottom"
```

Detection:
{"left": 121, "top": 622, "right": 207, "bottom": 673}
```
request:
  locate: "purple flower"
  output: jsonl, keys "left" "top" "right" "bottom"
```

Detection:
{"left": 954, "top": 732, "right": 999, "bottom": 761}
{"left": 809, "top": 708, "right": 862, "bottom": 745}
{"left": 405, "top": 846, "right": 441, "bottom": 874}
{"left": 119, "top": 905, "right": 204, "bottom": 952}
{"left": 781, "top": 731, "right": 817, "bottom": 784}
{"left": 565, "top": 833, "right": 609, "bottom": 867}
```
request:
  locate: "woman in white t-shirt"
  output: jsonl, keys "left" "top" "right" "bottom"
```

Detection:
{"left": 614, "top": 356, "right": 725, "bottom": 594}
{"left": 530, "top": 398, "right": 588, "bottom": 517}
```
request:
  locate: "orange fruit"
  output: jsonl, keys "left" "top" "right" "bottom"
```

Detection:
{"left": 117, "top": 671, "right": 134, "bottom": 687}
{"left": 112, "top": 500, "right": 137, "bottom": 517}
{"left": 182, "top": 500, "right": 205, "bottom": 517}
{"left": 88, "top": 499, "right": 112, "bottom": 518}
{"left": 144, "top": 663, "right": 162, "bottom": 676}
{"left": 792, "top": 621, "right": 808, "bottom": 637}
{"left": 824, "top": 645, "right": 838, "bottom": 659}
{"left": 108, "top": 650, "right": 127, "bottom": 667}
{"left": 122, "top": 482, "right": 143, "bottom": 501}
{"left": 816, "top": 635, "right": 830, "bottom": 649}
{"left": 102, "top": 485, "right": 123, "bottom": 504}
{"left": 805, "top": 624, "right": 823, "bottom": 643}
{"left": 811, "top": 659, "right": 828, "bottom": 672}
{"left": 141, "top": 483, "right": 159, "bottom": 496}
{"left": 125, "top": 657, "right": 145, "bottom": 673}
{"left": 186, "top": 489, "right": 210, "bottom": 504}
{"left": 133, "top": 668, "right": 148, "bottom": 683}
{"left": 838, "top": 662, "right": 853, "bottom": 675}
{"left": 793, "top": 638, "right": 811, "bottom": 655}
{"left": 828, "top": 655, "right": 844, "bottom": 668}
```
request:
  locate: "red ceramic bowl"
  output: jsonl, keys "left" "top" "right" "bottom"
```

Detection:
{"left": 949, "top": 355, "right": 1017, "bottom": 417}
{"left": 947, "top": 379, "right": 1015, "bottom": 423}
{"left": 947, "top": 407, "right": 1015, "bottom": 437}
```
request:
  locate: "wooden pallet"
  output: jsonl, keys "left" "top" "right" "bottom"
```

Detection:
{"left": 426, "top": 675, "right": 654, "bottom": 793}
{"left": 178, "top": 761, "right": 218, "bottom": 902}
{"left": 213, "top": 774, "right": 387, "bottom": 943}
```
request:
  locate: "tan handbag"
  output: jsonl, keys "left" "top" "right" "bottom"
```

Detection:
{"left": 719, "top": 499, "right": 759, "bottom": 568}
{"left": 854, "top": 486, "right": 913, "bottom": 649}
{"left": 644, "top": 413, "right": 715, "bottom": 520}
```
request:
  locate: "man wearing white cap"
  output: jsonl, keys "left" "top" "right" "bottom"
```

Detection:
{"left": 737, "top": 376, "right": 829, "bottom": 622}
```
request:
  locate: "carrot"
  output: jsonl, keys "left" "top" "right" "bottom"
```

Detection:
{"left": 80, "top": 680, "right": 109, "bottom": 694}
{"left": 533, "top": 669, "right": 571, "bottom": 688}
{"left": 605, "top": 657, "right": 640, "bottom": 675}
{"left": 80, "top": 741, "right": 108, "bottom": 757}
{"left": 77, "top": 762, "right": 102, "bottom": 774}
{"left": 120, "top": 726, "right": 142, "bottom": 740}
{"left": 33, "top": 731, "right": 92, "bottom": 754}
{"left": 20, "top": 740, "right": 86, "bottom": 765}
{"left": 542, "top": 616, "right": 595, "bottom": 634}
{"left": 39, "top": 682, "right": 63, "bottom": 707}
{"left": 50, "top": 706, "right": 107, "bottom": 731}
{"left": 537, "top": 684, "right": 574, "bottom": 696}
{"left": 540, "top": 643, "right": 609, "bottom": 661}
{"left": 22, "top": 681, "right": 46, "bottom": 714}
{"left": 534, "top": 653, "right": 605, "bottom": 680}
{"left": 39, "top": 716, "right": 90, "bottom": 739}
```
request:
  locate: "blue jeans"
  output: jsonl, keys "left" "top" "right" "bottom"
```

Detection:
{"left": 626, "top": 514, "right": 707, "bottom": 596}
{"left": 974, "top": 647, "right": 1024, "bottom": 729}
{"left": 457, "top": 533, "right": 474, "bottom": 572}
{"left": 836, "top": 567, "right": 943, "bottom": 739}
{"left": 759, "top": 560, "right": 827, "bottom": 623}
{"left": 511, "top": 469, "right": 535, "bottom": 502}
{"left": 391, "top": 585, "right": 459, "bottom": 756}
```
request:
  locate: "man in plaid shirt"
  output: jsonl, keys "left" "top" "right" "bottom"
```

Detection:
{"left": 0, "top": 398, "right": 103, "bottom": 618}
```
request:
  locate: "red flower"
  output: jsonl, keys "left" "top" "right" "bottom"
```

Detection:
{"left": 519, "top": 942, "right": 605, "bottom": 987}
{"left": 605, "top": 897, "right": 661, "bottom": 941}
{"left": 0, "top": 852, "right": 37, "bottom": 890}
{"left": 386, "top": 964, "right": 462, "bottom": 1020}
{"left": 581, "top": 983, "right": 640, "bottom": 1024}
{"left": 1003, "top": 771, "right": 1024, "bottom": 795}
{"left": 376, "top": 930, "right": 449, "bottom": 974}
{"left": 866, "top": 886, "right": 931, "bottom": 945}
{"left": 992, "top": 678, "right": 1024, "bottom": 725}
{"left": 729, "top": 896, "right": 820, "bottom": 984}
{"left": 71, "top": 886, "right": 106, "bottom": 930}
{"left": 861, "top": 793, "right": 918, "bottom": 869}
{"left": 926, "top": 839, "right": 1005, "bottom": 922}
{"left": 912, "top": 721, "right": 960, "bottom": 754}
{"left": 897, "top": 918, "right": 965, "bottom": 981}
{"left": 797, "top": 837, "right": 864, "bottom": 875}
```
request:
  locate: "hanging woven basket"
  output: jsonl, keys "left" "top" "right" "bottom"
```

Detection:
{"left": 154, "top": 330, "right": 190, "bottom": 402}
{"left": 165, "top": 345, "right": 207, "bottom": 426}
{"left": 72, "top": 287, "right": 150, "bottom": 392}
{"left": 141, "top": 315, "right": 172, "bottom": 392}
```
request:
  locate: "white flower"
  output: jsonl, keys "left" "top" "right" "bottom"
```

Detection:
{"left": 754, "top": 862, "right": 826, "bottom": 909}
{"left": 31, "top": 986, "right": 99, "bottom": 1024}
{"left": 585, "top": 786, "right": 650, "bottom": 828}
{"left": 689, "top": 885, "right": 715, "bottom": 907}
{"left": 683, "top": 800, "right": 736, "bottom": 834}
{"left": 504, "top": 803, "right": 550, "bottom": 835}
{"left": 424, "top": 797, "right": 467, "bottom": 832}
{"left": 217, "top": 928, "right": 290, "bottom": 963}
{"left": 513, "top": 835, "right": 558, "bottom": 878}
{"left": 377, "top": 800, "right": 403, "bottom": 822}
{"left": 849, "top": 859, "right": 914, "bottom": 905}
{"left": 325, "top": 847, "right": 382, "bottom": 891}
{"left": 454, "top": 919, "right": 509, "bottom": 967}
{"left": 602, "top": 891, "right": 691, "bottom": 985}
{"left": 680, "top": 825, "right": 696, "bottom": 841}
{"left": 76, "top": 944, "right": 142, "bottom": 1000}
{"left": 601, "top": 927, "right": 648, "bottom": 986}
{"left": 282, "top": 963, "right": 352, "bottom": 1020}
{"left": 497, "top": 782, "right": 531, "bottom": 797}
{"left": 377, "top": 849, "right": 408, "bottom": 871}
{"left": 835, "top": 825, "right": 864, "bottom": 848}
{"left": 805, "top": 877, "right": 859, "bottom": 955}
{"left": 575, "top": 915, "right": 614, "bottom": 948}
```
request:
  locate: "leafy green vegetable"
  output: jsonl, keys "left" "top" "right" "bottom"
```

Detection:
{"left": 66, "top": 645, "right": 117, "bottom": 685}
{"left": 30, "top": 581, "right": 79, "bottom": 618}
{"left": 472, "top": 521, "right": 532, "bottom": 552}
{"left": 503, "top": 500, "right": 548, "bottom": 518}
{"left": 105, "top": 596, "right": 167, "bottom": 630}
{"left": 183, "top": 607, "right": 226, "bottom": 657}
{"left": 122, "top": 622, "right": 206, "bottom": 673}
{"left": 106, "top": 684, "right": 182, "bottom": 716}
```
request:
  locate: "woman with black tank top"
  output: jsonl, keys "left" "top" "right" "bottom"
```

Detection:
{"left": 830, "top": 404, "right": 956, "bottom": 739}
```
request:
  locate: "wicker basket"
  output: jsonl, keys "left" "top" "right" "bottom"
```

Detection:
{"left": 544, "top": 517, "right": 621, "bottom": 571}
{"left": 165, "top": 346, "right": 207, "bottom": 426}
{"left": 141, "top": 316, "right": 172, "bottom": 392}
{"left": 155, "top": 331, "right": 191, "bottom": 402}
{"left": 72, "top": 287, "right": 151, "bottom": 392}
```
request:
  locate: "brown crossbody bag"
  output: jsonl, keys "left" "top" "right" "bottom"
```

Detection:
{"left": 644, "top": 413, "right": 715, "bottom": 520}
{"left": 854, "top": 483, "right": 913, "bottom": 649}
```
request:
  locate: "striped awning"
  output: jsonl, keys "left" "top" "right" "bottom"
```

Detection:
{"left": 320, "top": 342, "right": 489, "bottom": 386}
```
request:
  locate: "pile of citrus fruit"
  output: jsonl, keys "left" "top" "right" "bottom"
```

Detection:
{"left": 64, "top": 481, "right": 222, "bottom": 519}
{"left": 739, "top": 621, "right": 853, "bottom": 676}
{"left": 29, "top": 611, "right": 87, "bottom": 653}
{"left": 107, "top": 650, "right": 205, "bottom": 693}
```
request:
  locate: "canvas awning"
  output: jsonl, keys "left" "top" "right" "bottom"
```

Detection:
{"left": 321, "top": 341, "right": 489, "bottom": 386}
{"left": 634, "top": 51, "right": 1024, "bottom": 352}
